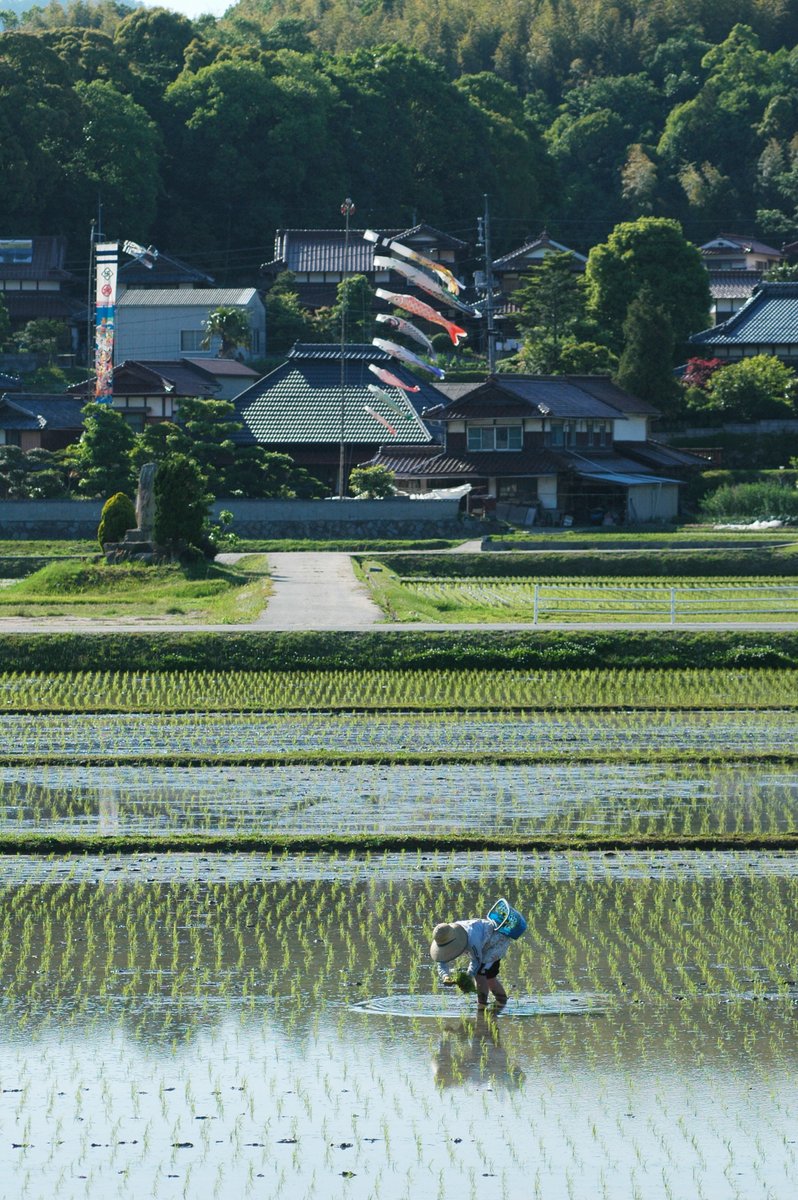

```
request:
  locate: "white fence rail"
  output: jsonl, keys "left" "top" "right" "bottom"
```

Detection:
{"left": 531, "top": 583, "right": 798, "bottom": 624}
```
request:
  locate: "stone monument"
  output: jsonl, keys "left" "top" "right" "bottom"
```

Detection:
{"left": 106, "top": 462, "right": 158, "bottom": 561}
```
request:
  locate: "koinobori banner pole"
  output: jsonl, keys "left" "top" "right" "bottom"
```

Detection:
{"left": 94, "top": 241, "right": 119, "bottom": 403}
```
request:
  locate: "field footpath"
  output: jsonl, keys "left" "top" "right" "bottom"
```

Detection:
{"left": 0, "top": 548, "right": 797, "bottom": 631}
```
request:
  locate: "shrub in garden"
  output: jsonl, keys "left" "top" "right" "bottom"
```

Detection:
{"left": 153, "top": 453, "right": 212, "bottom": 558}
{"left": 97, "top": 492, "right": 136, "bottom": 550}
{"left": 349, "top": 465, "right": 395, "bottom": 498}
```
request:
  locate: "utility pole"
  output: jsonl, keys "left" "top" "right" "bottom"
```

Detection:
{"left": 478, "top": 194, "right": 497, "bottom": 373}
{"left": 337, "top": 197, "right": 355, "bottom": 498}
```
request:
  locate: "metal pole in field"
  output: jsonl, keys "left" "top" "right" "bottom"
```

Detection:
{"left": 670, "top": 586, "right": 676, "bottom": 626}
{"left": 338, "top": 197, "right": 356, "bottom": 499}
{"left": 533, "top": 583, "right": 539, "bottom": 625}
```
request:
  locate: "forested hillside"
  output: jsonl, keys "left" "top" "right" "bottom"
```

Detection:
{"left": 3, "top": 0, "right": 798, "bottom": 277}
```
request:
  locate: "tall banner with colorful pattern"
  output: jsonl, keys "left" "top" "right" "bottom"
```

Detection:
{"left": 94, "top": 241, "right": 119, "bottom": 403}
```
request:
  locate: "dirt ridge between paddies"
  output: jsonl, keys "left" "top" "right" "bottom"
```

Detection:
{"left": 3, "top": 833, "right": 798, "bottom": 855}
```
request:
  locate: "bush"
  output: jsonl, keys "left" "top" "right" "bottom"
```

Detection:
{"left": 97, "top": 492, "right": 136, "bottom": 549}
{"left": 700, "top": 482, "right": 798, "bottom": 524}
{"left": 153, "top": 454, "right": 211, "bottom": 557}
{"left": 349, "top": 465, "right": 395, "bottom": 498}
{"left": 369, "top": 550, "right": 798, "bottom": 578}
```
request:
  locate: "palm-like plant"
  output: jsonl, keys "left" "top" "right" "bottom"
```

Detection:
{"left": 201, "top": 307, "right": 252, "bottom": 358}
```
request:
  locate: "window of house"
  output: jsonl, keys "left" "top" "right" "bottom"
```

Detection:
{"left": 467, "top": 424, "right": 523, "bottom": 451}
{"left": 588, "top": 420, "right": 611, "bottom": 447}
{"left": 180, "top": 329, "right": 205, "bottom": 351}
{"left": 545, "top": 421, "right": 576, "bottom": 447}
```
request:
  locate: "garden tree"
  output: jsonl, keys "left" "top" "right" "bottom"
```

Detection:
{"left": 329, "top": 275, "right": 373, "bottom": 344}
{"left": 97, "top": 490, "right": 136, "bottom": 548}
{"left": 513, "top": 252, "right": 587, "bottom": 370}
{"left": 225, "top": 448, "right": 325, "bottom": 498}
{"left": 585, "top": 217, "right": 710, "bottom": 353}
{"left": 201, "top": 306, "right": 251, "bottom": 358}
{"left": 349, "top": 464, "right": 395, "bottom": 498}
{"left": 129, "top": 419, "right": 191, "bottom": 471}
{"left": 704, "top": 355, "right": 798, "bottom": 420}
{"left": 0, "top": 446, "right": 64, "bottom": 498}
{"left": 615, "top": 285, "right": 681, "bottom": 415}
{"left": 682, "top": 357, "right": 724, "bottom": 390}
{"left": 262, "top": 272, "right": 314, "bottom": 354}
{"left": 152, "top": 451, "right": 211, "bottom": 555}
{"left": 14, "top": 318, "right": 71, "bottom": 363}
{"left": 66, "top": 402, "right": 136, "bottom": 497}
{"left": 174, "top": 396, "right": 240, "bottom": 492}
{"left": 72, "top": 80, "right": 163, "bottom": 237}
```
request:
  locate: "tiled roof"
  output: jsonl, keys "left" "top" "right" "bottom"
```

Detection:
{"left": 700, "top": 234, "right": 781, "bottom": 257}
{"left": 183, "top": 358, "right": 260, "bottom": 378}
{"left": 0, "top": 394, "right": 86, "bottom": 430}
{"left": 614, "top": 440, "right": 708, "bottom": 470}
{"left": 368, "top": 445, "right": 566, "bottom": 478}
{"left": 708, "top": 270, "right": 762, "bottom": 299}
{"left": 427, "top": 375, "right": 655, "bottom": 420}
{"left": 0, "top": 236, "right": 74, "bottom": 282}
{"left": 118, "top": 288, "right": 258, "bottom": 307}
{"left": 69, "top": 361, "right": 219, "bottom": 399}
{"left": 0, "top": 398, "right": 42, "bottom": 430}
{"left": 266, "top": 224, "right": 467, "bottom": 274}
{"left": 230, "top": 345, "right": 435, "bottom": 446}
{"left": 3, "top": 293, "right": 86, "bottom": 322}
{"left": 690, "top": 282, "right": 798, "bottom": 346}
{"left": 492, "top": 233, "right": 587, "bottom": 270}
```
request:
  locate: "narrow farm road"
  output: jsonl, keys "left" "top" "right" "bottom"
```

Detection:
{"left": 253, "top": 552, "right": 383, "bottom": 630}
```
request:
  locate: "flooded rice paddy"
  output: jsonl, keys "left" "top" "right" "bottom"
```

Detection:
{"left": 1, "top": 666, "right": 797, "bottom": 1197}
{"left": 1, "top": 852, "right": 798, "bottom": 1200}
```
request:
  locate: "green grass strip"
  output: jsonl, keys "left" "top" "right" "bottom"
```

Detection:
{"left": 2, "top": 832, "right": 798, "bottom": 855}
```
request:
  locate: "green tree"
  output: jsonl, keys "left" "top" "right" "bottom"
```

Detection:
{"left": 201, "top": 307, "right": 252, "bottom": 358}
{"left": 14, "top": 318, "right": 71, "bottom": 363}
{"left": 152, "top": 452, "right": 211, "bottom": 556}
{"left": 615, "top": 285, "right": 681, "bottom": 415}
{"left": 113, "top": 7, "right": 196, "bottom": 108}
{"left": 263, "top": 272, "right": 313, "bottom": 354}
{"left": 331, "top": 274, "right": 373, "bottom": 344}
{"left": 704, "top": 355, "right": 798, "bottom": 420}
{"left": 175, "top": 396, "right": 241, "bottom": 493}
{"left": 513, "top": 252, "right": 587, "bottom": 370}
{"left": 67, "top": 402, "right": 136, "bottom": 497}
{"left": 130, "top": 420, "right": 191, "bottom": 471}
{"left": 585, "top": 217, "right": 710, "bottom": 353}
{"left": 349, "top": 464, "right": 395, "bottom": 498}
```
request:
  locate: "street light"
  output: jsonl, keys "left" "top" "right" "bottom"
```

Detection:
{"left": 337, "top": 197, "right": 355, "bottom": 498}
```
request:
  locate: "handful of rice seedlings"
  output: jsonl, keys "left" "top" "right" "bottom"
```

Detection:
{"left": 454, "top": 970, "right": 476, "bottom": 993}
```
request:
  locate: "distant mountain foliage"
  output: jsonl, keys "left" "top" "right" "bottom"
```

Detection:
{"left": 3, "top": 0, "right": 798, "bottom": 274}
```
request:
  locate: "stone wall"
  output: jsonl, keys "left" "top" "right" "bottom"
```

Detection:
{"left": 0, "top": 497, "right": 474, "bottom": 539}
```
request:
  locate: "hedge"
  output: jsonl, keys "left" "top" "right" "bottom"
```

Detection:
{"left": 368, "top": 549, "right": 798, "bottom": 578}
{"left": 1, "top": 630, "right": 797, "bottom": 671}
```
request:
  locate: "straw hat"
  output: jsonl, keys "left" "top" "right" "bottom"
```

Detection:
{"left": 430, "top": 923, "right": 468, "bottom": 962}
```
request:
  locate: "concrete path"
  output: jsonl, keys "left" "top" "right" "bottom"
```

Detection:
{"left": 253, "top": 552, "right": 383, "bottom": 630}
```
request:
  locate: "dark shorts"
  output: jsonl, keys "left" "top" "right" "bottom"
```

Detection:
{"left": 477, "top": 961, "right": 500, "bottom": 979}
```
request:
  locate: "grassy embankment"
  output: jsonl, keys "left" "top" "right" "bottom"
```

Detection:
{"left": 0, "top": 557, "right": 271, "bottom": 622}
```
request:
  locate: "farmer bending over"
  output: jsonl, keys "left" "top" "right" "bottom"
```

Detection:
{"left": 430, "top": 919, "right": 512, "bottom": 1009}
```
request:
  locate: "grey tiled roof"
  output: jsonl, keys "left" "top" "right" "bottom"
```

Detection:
{"left": 614, "top": 440, "right": 707, "bottom": 470}
{"left": 690, "top": 282, "right": 798, "bottom": 345}
{"left": 231, "top": 345, "right": 435, "bottom": 446}
{"left": 0, "top": 394, "right": 86, "bottom": 430}
{"left": 368, "top": 444, "right": 565, "bottom": 478}
{"left": 700, "top": 234, "right": 781, "bottom": 257}
{"left": 708, "top": 270, "right": 762, "bottom": 299}
{"left": 492, "top": 234, "right": 587, "bottom": 270}
{"left": 267, "top": 225, "right": 468, "bottom": 274}
{"left": 0, "top": 398, "right": 42, "bottom": 430}
{"left": 119, "top": 250, "right": 214, "bottom": 287}
{"left": 427, "top": 375, "right": 655, "bottom": 420}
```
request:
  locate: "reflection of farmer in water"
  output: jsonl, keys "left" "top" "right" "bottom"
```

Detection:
{"left": 432, "top": 1012, "right": 524, "bottom": 1090}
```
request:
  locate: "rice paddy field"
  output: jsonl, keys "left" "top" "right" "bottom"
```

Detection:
{"left": 2, "top": 653, "right": 798, "bottom": 1197}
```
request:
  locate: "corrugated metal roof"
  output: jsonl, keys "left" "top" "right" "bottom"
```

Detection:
{"left": 118, "top": 288, "right": 258, "bottom": 307}
{"left": 578, "top": 469, "right": 679, "bottom": 486}
{"left": 230, "top": 353, "right": 435, "bottom": 446}
{"left": 691, "top": 282, "right": 798, "bottom": 345}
